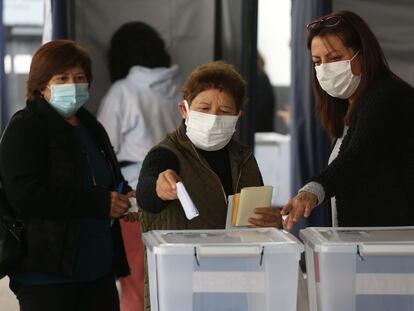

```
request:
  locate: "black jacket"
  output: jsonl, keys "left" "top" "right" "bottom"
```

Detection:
{"left": 0, "top": 99, "right": 129, "bottom": 277}
{"left": 313, "top": 74, "right": 414, "bottom": 226}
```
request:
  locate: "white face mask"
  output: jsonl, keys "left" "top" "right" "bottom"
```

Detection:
{"left": 184, "top": 100, "right": 239, "bottom": 151}
{"left": 315, "top": 51, "right": 361, "bottom": 99}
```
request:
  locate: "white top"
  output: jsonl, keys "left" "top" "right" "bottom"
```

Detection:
{"left": 328, "top": 126, "right": 349, "bottom": 227}
{"left": 299, "top": 126, "right": 348, "bottom": 226}
{"left": 98, "top": 65, "right": 182, "bottom": 188}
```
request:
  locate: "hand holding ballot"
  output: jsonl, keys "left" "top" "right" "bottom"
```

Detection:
{"left": 155, "top": 169, "right": 199, "bottom": 220}
{"left": 227, "top": 186, "right": 282, "bottom": 228}
{"left": 155, "top": 169, "right": 281, "bottom": 227}
{"left": 156, "top": 169, "right": 180, "bottom": 200}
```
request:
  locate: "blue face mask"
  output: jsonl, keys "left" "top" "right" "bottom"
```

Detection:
{"left": 48, "top": 83, "right": 89, "bottom": 118}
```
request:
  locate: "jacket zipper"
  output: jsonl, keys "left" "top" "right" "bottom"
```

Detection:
{"left": 234, "top": 151, "right": 253, "bottom": 194}
{"left": 84, "top": 152, "right": 97, "bottom": 186}
{"left": 101, "top": 149, "right": 117, "bottom": 188}
{"left": 83, "top": 150, "right": 117, "bottom": 188}
{"left": 190, "top": 144, "right": 228, "bottom": 204}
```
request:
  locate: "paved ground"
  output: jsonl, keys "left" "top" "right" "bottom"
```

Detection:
{"left": 0, "top": 277, "right": 18, "bottom": 311}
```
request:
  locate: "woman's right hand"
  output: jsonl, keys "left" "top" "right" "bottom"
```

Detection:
{"left": 109, "top": 191, "right": 130, "bottom": 218}
{"left": 156, "top": 169, "right": 180, "bottom": 200}
{"left": 281, "top": 191, "right": 318, "bottom": 230}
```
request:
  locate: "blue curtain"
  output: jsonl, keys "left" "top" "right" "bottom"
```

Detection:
{"left": 52, "top": 0, "right": 71, "bottom": 39}
{"left": 239, "top": 0, "right": 258, "bottom": 148}
{"left": 0, "top": 0, "right": 8, "bottom": 131}
{"left": 290, "top": 0, "right": 331, "bottom": 235}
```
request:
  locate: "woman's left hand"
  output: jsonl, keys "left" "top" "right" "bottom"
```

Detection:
{"left": 281, "top": 191, "right": 318, "bottom": 230}
{"left": 248, "top": 207, "right": 283, "bottom": 228}
{"left": 126, "top": 190, "right": 136, "bottom": 199}
{"left": 122, "top": 191, "right": 140, "bottom": 222}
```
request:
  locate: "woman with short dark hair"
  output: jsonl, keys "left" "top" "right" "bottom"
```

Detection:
{"left": 137, "top": 60, "right": 283, "bottom": 310}
{"left": 138, "top": 61, "right": 281, "bottom": 229}
{"left": 282, "top": 11, "right": 414, "bottom": 229}
{"left": 0, "top": 39, "right": 137, "bottom": 311}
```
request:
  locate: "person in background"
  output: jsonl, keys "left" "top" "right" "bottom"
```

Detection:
{"left": 282, "top": 10, "right": 414, "bottom": 229}
{"left": 255, "top": 51, "right": 276, "bottom": 132}
{"left": 0, "top": 40, "right": 137, "bottom": 311}
{"left": 97, "top": 22, "right": 181, "bottom": 311}
{"left": 137, "top": 61, "right": 282, "bottom": 310}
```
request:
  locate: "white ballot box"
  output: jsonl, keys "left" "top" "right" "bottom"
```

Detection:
{"left": 143, "top": 228, "right": 303, "bottom": 311}
{"left": 300, "top": 227, "right": 414, "bottom": 311}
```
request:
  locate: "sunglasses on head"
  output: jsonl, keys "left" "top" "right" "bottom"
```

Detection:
{"left": 307, "top": 15, "right": 344, "bottom": 30}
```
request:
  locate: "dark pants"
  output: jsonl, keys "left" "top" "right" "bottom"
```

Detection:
{"left": 9, "top": 273, "right": 120, "bottom": 311}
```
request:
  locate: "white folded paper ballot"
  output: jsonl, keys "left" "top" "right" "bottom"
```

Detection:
{"left": 123, "top": 197, "right": 139, "bottom": 215}
{"left": 176, "top": 181, "right": 199, "bottom": 220}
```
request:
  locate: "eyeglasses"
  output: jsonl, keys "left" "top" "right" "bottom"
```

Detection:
{"left": 307, "top": 15, "right": 344, "bottom": 30}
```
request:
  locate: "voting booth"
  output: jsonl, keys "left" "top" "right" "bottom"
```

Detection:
{"left": 300, "top": 227, "right": 414, "bottom": 311}
{"left": 143, "top": 228, "right": 303, "bottom": 311}
{"left": 254, "top": 133, "right": 291, "bottom": 207}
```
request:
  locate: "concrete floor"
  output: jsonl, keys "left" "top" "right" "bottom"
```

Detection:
{"left": 0, "top": 275, "right": 309, "bottom": 311}
{"left": 297, "top": 270, "right": 310, "bottom": 311}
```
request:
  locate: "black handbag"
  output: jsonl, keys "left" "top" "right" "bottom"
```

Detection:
{"left": 0, "top": 186, "right": 25, "bottom": 279}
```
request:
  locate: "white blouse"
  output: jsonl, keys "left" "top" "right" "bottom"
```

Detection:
{"left": 328, "top": 126, "right": 349, "bottom": 227}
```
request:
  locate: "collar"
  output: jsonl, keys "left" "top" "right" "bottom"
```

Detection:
{"left": 26, "top": 98, "right": 99, "bottom": 134}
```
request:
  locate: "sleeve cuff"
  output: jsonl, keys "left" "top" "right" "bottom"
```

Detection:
{"left": 299, "top": 181, "right": 325, "bottom": 204}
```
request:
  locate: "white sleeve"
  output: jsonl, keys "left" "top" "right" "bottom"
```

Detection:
{"left": 97, "top": 86, "right": 124, "bottom": 153}
{"left": 299, "top": 181, "right": 325, "bottom": 205}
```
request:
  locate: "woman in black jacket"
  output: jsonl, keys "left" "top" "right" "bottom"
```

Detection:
{"left": 283, "top": 10, "right": 414, "bottom": 229}
{"left": 0, "top": 40, "right": 137, "bottom": 311}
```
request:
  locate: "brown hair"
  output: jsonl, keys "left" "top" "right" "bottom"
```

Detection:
{"left": 27, "top": 40, "right": 93, "bottom": 101}
{"left": 307, "top": 10, "right": 392, "bottom": 138}
{"left": 182, "top": 61, "right": 246, "bottom": 112}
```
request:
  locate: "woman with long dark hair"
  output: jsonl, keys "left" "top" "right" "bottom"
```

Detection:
{"left": 283, "top": 10, "right": 414, "bottom": 229}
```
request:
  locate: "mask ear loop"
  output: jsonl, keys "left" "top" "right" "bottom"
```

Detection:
{"left": 350, "top": 50, "right": 360, "bottom": 62}
{"left": 42, "top": 85, "right": 53, "bottom": 100}
{"left": 183, "top": 99, "right": 190, "bottom": 113}
{"left": 182, "top": 99, "right": 191, "bottom": 126}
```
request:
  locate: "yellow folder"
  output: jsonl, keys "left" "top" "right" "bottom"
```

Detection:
{"left": 230, "top": 186, "right": 273, "bottom": 226}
